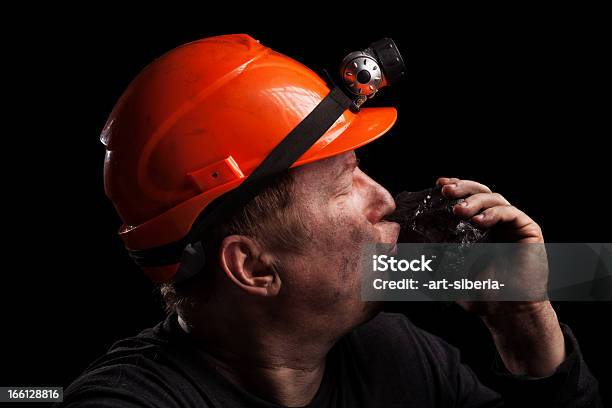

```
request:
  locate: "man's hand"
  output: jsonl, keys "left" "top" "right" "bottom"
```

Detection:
{"left": 436, "top": 177, "right": 543, "bottom": 244}
{"left": 436, "top": 177, "right": 566, "bottom": 377}
{"left": 437, "top": 176, "right": 548, "bottom": 315}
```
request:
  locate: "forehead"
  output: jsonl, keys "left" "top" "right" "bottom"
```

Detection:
{"left": 291, "top": 151, "right": 355, "bottom": 192}
{"left": 297, "top": 151, "right": 354, "bottom": 177}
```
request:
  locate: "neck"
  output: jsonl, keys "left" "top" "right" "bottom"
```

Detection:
{"left": 178, "top": 305, "right": 337, "bottom": 407}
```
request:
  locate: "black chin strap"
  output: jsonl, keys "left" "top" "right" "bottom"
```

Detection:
{"left": 128, "top": 86, "right": 354, "bottom": 282}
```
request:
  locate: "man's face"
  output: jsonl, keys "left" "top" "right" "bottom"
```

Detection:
{"left": 275, "top": 150, "right": 399, "bottom": 333}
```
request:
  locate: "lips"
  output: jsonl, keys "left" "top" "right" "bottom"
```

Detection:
{"left": 377, "top": 220, "right": 400, "bottom": 240}
{"left": 374, "top": 220, "right": 400, "bottom": 254}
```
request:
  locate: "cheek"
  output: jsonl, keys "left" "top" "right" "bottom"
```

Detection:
{"left": 312, "top": 203, "right": 375, "bottom": 284}
{"left": 289, "top": 194, "right": 376, "bottom": 276}
{"left": 336, "top": 196, "right": 377, "bottom": 242}
{"left": 321, "top": 195, "right": 377, "bottom": 249}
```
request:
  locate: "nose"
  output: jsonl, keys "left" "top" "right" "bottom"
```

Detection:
{"left": 354, "top": 168, "right": 396, "bottom": 224}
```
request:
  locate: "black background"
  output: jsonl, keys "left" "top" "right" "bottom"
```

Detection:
{"left": 3, "top": 6, "right": 610, "bottom": 406}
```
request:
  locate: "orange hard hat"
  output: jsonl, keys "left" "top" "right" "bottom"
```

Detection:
{"left": 101, "top": 34, "right": 397, "bottom": 283}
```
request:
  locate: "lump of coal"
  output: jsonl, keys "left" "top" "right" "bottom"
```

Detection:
{"left": 385, "top": 187, "right": 489, "bottom": 244}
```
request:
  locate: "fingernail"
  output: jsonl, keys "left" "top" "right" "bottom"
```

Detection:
{"left": 459, "top": 200, "right": 468, "bottom": 207}
{"left": 474, "top": 213, "right": 485, "bottom": 220}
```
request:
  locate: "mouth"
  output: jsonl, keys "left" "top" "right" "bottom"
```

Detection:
{"left": 378, "top": 219, "right": 400, "bottom": 237}
{"left": 374, "top": 220, "right": 400, "bottom": 254}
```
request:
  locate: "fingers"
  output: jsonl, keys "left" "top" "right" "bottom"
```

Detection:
{"left": 453, "top": 192, "right": 511, "bottom": 218}
{"left": 436, "top": 177, "right": 492, "bottom": 198}
{"left": 470, "top": 205, "right": 540, "bottom": 237}
{"left": 436, "top": 177, "right": 544, "bottom": 243}
{"left": 436, "top": 177, "right": 461, "bottom": 186}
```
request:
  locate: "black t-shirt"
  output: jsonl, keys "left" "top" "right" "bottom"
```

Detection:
{"left": 57, "top": 312, "right": 602, "bottom": 407}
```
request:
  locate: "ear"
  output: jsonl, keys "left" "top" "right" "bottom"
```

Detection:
{"left": 218, "top": 235, "right": 282, "bottom": 297}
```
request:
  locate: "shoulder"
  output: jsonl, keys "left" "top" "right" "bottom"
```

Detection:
{"left": 60, "top": 356, "right": 183, "bottom": 407}
{"left": 60, "top": 319, "right": 211, "bottom": 408}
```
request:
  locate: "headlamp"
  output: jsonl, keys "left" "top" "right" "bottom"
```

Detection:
{"left": 338, "top": 38, "right": 406, "bottom": 109}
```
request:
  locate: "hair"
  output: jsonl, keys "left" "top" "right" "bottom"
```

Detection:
{"left": 157, "top": 171, "right": 309, "bottom": 317}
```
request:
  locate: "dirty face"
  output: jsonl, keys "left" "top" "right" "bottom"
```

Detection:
{"left": 275, "top": 150, "right": 399, "bottom": 333}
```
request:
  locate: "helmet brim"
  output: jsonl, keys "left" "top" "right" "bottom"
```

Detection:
{"left": 293, "top": 106, "right": 398, "bottom": 167}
